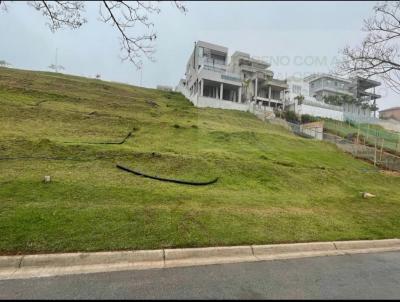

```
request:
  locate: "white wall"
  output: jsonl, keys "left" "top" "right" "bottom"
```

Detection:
{"left": 195, "top": 95, "right": 249, "bottom": 111}
{"left": 177, "top": 84, "right": 277, "bottom": 116}
{"left": 299, "top": 104, "right": 344, "bottom": 121}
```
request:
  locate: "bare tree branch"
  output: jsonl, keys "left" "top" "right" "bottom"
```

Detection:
{"left": 0, "top": 0, "right": 8, "bottom": 11}
{"left": 1, "top": 1, "right": 187, "bottom": 68}
{"left": 29, "top": 1, "right": 87, "bottom": 31}
{"left": 97, "top": 1, "right": 186, "bottom": 69}
{"left": 99, "top": 1, "right": 160, "bottom": 69}
{"left": 337, "top": 1, "right": 400, "bottom": 94}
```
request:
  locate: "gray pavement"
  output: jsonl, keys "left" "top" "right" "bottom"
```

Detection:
{"left": 1, "top": 251, "right": 400, "bottom": 299}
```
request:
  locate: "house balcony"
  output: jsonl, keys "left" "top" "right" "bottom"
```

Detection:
{"left": 256, "top": 96, "right": 282, "bottom": 104}
{"left": 358, "top": 90, "right": 381, "bottom": 100}
{"left": 198, "top": 65, "right": 242, "bottom": 85}
{"left": 311, "top": 86, "right": 353, "bottom": 96}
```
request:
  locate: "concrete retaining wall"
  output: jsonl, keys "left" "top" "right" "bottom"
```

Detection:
{"left": 300, "top": 104, "right": 344, "bottom": 121}
{"left": 195, "top": 96, "right": 250, "bottom": 111}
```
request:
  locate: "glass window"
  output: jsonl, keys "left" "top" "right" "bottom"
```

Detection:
{"left": 198, "top": 47, "right": 204, "bottom": 58}
{"left": 292, "top": 84, "right": 302, "bottom": 94}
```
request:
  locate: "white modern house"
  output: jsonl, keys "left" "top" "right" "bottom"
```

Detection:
{"left": 228, "top": 51, "right": 287, "bottom": 110}
{"left": 176, "top": 41, "right": 381, "bottom": 124}
{"left": 176, "top": 41, "right": 287, "bottom": 117}
{"left": 286, "top": 73, "right": 381, "bottom": 122}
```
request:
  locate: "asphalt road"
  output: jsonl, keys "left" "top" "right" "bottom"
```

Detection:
{"left": 1, "top": 251, "right": 400, "bottom": 299}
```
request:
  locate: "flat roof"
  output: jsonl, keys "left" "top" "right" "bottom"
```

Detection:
{"left": 379, "top": 107, "right": 400, "bottom": 113}
{"left": 196, "top": 40, "right": 228, "bottom": 54}
{"left": 358, "top": 90, "right": 381, "bottom": 99}
{"left": 304, "top": 73, "right": 353, "bottom": 84}
{"left": 351, "top": 76, "right": 381, "bottom": 90}
{"left": 232, "top": 51, "right": 271, "bottom": 68}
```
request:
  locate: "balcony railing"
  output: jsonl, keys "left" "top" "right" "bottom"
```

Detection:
{"left": 256, "top": 96, "right": 282, "bottom": 103}
{"left": 203, "top": 64, "right": 226, "bottom": 73}
{"left": 202, "top": 57, "right": 226, "bottom": 66}
{"left": 199, "top": 65, "right": 242, "bottom": 83}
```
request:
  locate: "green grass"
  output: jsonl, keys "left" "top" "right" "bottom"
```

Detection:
{"left": 1, "top": 67, "right": 400, "bottom": 255}
{"left": 323, "top": 119, "right": 400, "bottom": 154}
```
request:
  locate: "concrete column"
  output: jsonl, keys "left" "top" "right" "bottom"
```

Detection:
{"left": 220, "top": 83, "right": 223, "bottom": 100}
{"left": 268, "top": 85, "right": 272, "bottom": 101}
{"left": 238, "top": 86, "right": 242, "bottom": 103}
{"left": 373, "top": 99, "right": 377, "bottom": 118}
{"left": 200, "top": 79, "right": 204, "bottom": 96}
{"left": 255, "top": 78, "right": 258, "bottom": 100}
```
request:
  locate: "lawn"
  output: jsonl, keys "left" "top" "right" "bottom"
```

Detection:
{"left": 1, "top": 67, "right": 400, "bottom": 255}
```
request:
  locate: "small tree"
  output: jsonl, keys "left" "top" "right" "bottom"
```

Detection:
{"left": 341, "top": 95, "right": 355, "bottom": 105}
{"left": 323, "top": 95, "right": 343, "bottom": 106}
{"left": 0, "top": 60, "right": 11, "bottom": 67}
{"left": 294, "top": 94, "right": 305, "bottom": 123}
{"left": 294, "top": 94, "right": 304, "bottom": 105}
{"left": 242, "top": 78, "right": 251, "bottom": 102}
{"left": 95, "top": 74, "right": 101, "bottom": 79}
{"left": 48, "top": 64, "right": 65, "bottom": 73}
{"left": 369, "top": 103, "right": 379, "bottom": 113}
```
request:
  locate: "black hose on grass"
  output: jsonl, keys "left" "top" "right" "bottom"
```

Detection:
{"left": 116, "top": 164, "right": 219, "bottom": 186}
{"left": 63, "top": 131, "right": 132, "bottom": 145}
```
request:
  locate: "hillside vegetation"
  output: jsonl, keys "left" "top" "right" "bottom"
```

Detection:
{"left": 0, "top": 67, "right": 400, "bottom": 254}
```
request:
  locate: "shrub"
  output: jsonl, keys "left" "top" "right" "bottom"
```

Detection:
{"left": 282, "top": 110, "right": 299, "bottom": 123}
{"left": 345, "top": 119, "right": 356, "bottom": 127}
{"left": 301, "top": 114, "right": 319, "bottom": 124}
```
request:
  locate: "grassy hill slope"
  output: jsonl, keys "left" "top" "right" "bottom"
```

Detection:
{"left": 0, "top": 67, "right": 399, "bottom": 254}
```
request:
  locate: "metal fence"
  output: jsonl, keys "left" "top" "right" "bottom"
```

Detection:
{"left": 283, "top": 119, "right": 400, "bottom": 171}
{"left": 323, "top": 132, "right": 400, "bottom": 172}
{"left": 286, "top": 121, "right": 323, "bottom": 140}
{"left": 323, "top": 119, "right": 400, "bottom": 156}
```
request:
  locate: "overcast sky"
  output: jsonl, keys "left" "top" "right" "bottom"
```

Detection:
{"left": 0, "top": 1, "right": 398, "bottom": 110}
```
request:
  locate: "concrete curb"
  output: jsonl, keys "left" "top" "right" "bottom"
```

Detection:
{"left": 1, "top": 239, "right": 400, "bottom": 280}
{"left": 164, "top": 246, "right": 255, "bottom": 268}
